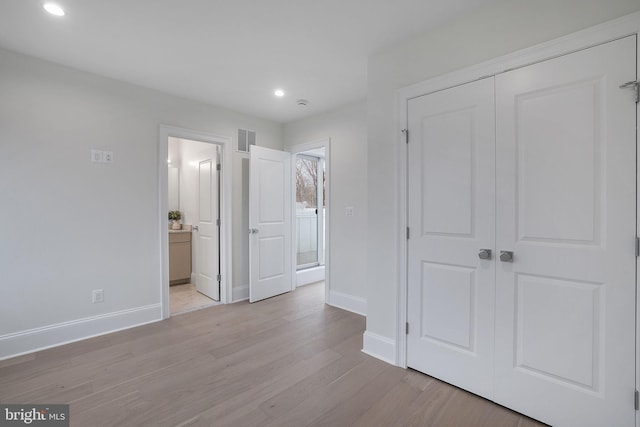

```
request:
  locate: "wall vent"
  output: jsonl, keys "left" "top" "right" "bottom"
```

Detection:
{"left": 237, "top": 129, "right": 256, "bottom": 153}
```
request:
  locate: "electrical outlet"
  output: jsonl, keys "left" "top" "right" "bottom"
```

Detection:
{"left": 92, "top": 289, "right": 104, "bottom": 303}
{"left": 103, "top": 151, "right": 113, "bottom": 163}
{"left": 345, "top": 207, "right": 354, "bottom": 217}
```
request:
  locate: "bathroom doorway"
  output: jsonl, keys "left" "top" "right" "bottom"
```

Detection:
{"left": 159, "top": 126, "right": 232, "bottom": 319}
{"left": 167, "top": 137, "right": 221, "bottom": 315}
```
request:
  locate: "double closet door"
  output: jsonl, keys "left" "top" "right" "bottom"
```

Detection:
{"left": 407, "top": 36, "right": 637, "bottom": 427}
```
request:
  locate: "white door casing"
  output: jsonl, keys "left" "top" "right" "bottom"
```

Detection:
{"left": 407, "top": 77, "right": 497, "bottom": 399}
{"left": 493, "top": 35, "right": 636, "bottom": 427}
{"left": 249, "top": 145, "right": 293, "bottom": 302}
{"left": 196, "top": 146, "right": 220, "bottom": 300}
{"left": 406, "top": 35, "right": 637, "bottom": 427}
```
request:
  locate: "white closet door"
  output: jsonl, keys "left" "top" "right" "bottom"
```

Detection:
{"left": 407, "top": 77, "right": 496, "bottom": 399}
{"left": 494, "top": 35, "right": 637, "bottom": 427}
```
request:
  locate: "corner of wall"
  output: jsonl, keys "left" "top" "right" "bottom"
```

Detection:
{"left": 328, "top": 290, "right": 366, "bottom": 316}
{"left": 361, "top": 330, "right": 397, "bottom": 366}
{"left": 232, "top": 285, "right": 249, "bottom": 302}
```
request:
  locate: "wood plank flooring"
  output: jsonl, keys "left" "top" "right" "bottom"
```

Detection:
{"left": 0, "top": 283, "right": 547, "bottom": 427}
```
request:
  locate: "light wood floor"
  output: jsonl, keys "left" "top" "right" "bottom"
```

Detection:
{"left": 170, "top": 283, "right": 220, "bottom": 315}
{"left": 0, "top": 283, "right": 547, "bottom": 427}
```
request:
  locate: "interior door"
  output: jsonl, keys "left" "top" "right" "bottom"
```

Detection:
{"left": 407, "top": 77, "right": 496, "bottom": 399}
{"left": 195, "top": 146, "right": 220, "bottom": 300}
{"left": 249, "top": 145, "right": 292, "bottom": 302}
{"left": 493, "top": 36, "right": 637, "bottom": 427}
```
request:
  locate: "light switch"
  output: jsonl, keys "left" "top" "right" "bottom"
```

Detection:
{"left": 91, "top": 149, "right": 103, "bottom": 163}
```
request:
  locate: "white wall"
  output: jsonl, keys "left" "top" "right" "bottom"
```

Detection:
{"left": 366, "top": 0, "right": 640, "bottom": 348}
{"left": 0, "top": 48, "right": 283, "bottom": 358}
{"left": 285, "top": 101, "right": 367, "bottom": 314}
{"left": 176, "top": 138, "right": 217, "bottom": 228}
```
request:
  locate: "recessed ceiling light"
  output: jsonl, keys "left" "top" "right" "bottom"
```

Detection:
{"left": 274, "top": 89, "right": 285, "bottom": 97}
{"left": 43, "top": 3, "right": 65, "bottom": 17}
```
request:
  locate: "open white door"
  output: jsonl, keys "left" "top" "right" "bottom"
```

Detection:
{"left": 249, "top": 145, "right": 292, "bottom": 302}
{"left": 195, "top": 147, "right": 220, "bottom": 300}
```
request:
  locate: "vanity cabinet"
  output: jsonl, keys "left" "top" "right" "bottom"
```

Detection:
{"left": 169, "top": 231, "right": 191, "bottom": 285}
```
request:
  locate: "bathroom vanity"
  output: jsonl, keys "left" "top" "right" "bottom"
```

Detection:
{"left": 169, "top": 229, "right": 191, "bottom": 285}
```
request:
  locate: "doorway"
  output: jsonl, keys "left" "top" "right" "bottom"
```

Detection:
{"left": 167, "top": 137, "right": 221, "bottom": 314}
{"left": 295, "top": 149, "right": 326, "bottom": 284}
{"left": 159, "top": 126, "right": 232, "bottom": 319}
{"left": 289, "top": 139, "right": 330, "bottom": 301}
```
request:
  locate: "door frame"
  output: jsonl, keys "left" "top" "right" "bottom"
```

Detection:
{"left": 288, "top": 138, "right": 331, "bottom": 304}
{"left": 394, "top": 11, "right": 640, "bottom": 393}
{"left": 158, "top": 125, "right": 232, "bottom": 318}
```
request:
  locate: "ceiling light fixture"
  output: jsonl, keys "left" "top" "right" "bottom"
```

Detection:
{"left": 43, "top": 2, "right": 65, "bottom": 16}
{"left": 274, "top": 89, "right": 285, "bottom": 97}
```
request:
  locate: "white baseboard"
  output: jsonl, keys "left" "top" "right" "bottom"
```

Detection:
{"left": 232, "top": 284, "right": 249, "bottom": 302}
{"left": 328, "top": 290, "right": 366, "bottom": 316}
{"left": 362, "top": 330, "right": 397, "bottom": 366}
{"left": 296, "top": 266, "right": 325, "bottom": 286}
{"left": 0, "top": 304, "right": 162, "bottom": 361}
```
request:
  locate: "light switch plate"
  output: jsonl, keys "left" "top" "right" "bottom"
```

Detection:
{"left": 91, "top": 149, "right": 103, "bottom": 163}
{"left": 92, "top": 289, "right": 104, "bottom": 303}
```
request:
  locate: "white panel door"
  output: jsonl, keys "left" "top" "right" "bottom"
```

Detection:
{"left": 249, "top": 145, "right": 292, "bottom": 302}
{"left": 407, "top": 77, "right": 496, "bottom": 399}
{"left": 494, "top": 36, "right": 636, "bottom": 427}
{"left": 196, "top": 148, "right": 220, "bottom": 300}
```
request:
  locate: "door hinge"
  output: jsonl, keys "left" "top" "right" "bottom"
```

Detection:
{"left": 216, "top": 218, "right": 221, "bottom": 227}
{"left": 216, "top": 163, "right": 221, "bottom": 171}
{"left": 406, "top": 322, "right": 409, "bottom": 334}
{"left": 635, "top": 236, "right": 639, "bottom": 257}
{"left": 620, "top": 81, "right": 639, "bottom": 103}
{"left": 217, "top": 274, "right": 221, "bottom": 282}
{"left": 635, "top": 389, "right": 639, "bottom": 410}
{"left": 401, "top": 128, "right": 408, "bottom": 144}
{"left": 406, "top": 227, "right": 410, "bottom": 240}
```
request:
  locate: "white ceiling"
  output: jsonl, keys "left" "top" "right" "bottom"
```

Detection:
{"left": 0, "top": 0, "right": 499, "bottom": 123}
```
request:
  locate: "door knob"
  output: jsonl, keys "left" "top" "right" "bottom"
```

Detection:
{"left": 192, "top": 225, "right": 199, "bottom": 231}
{"left": 499, "top": 251, "right": 514, "bottom": 262}
{"left": 248, "top": 228, "right": 259, "bottom": 234}
{"left": 478, "top": 249, "right": 492, "bottom": 260}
